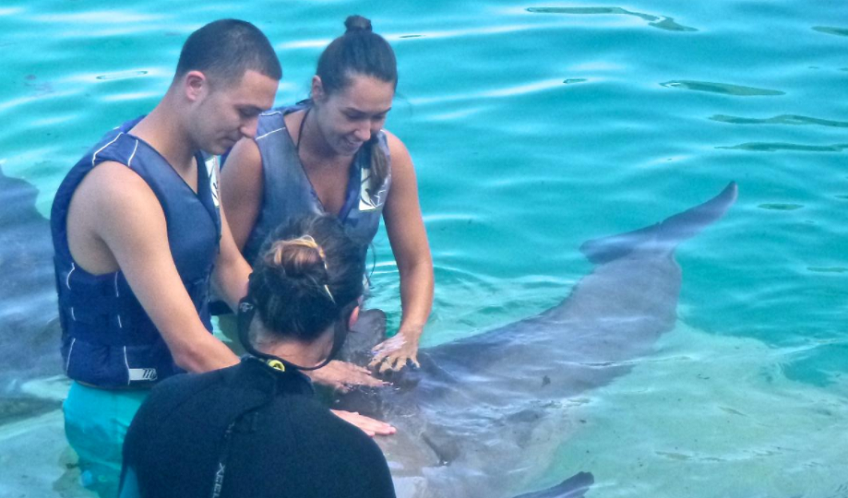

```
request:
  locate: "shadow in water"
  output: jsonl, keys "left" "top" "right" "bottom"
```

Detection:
{"left": 0, "top": 165, "right": 62, "bottom": 414}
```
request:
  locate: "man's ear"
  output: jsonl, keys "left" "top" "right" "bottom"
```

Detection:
{"left": 347, "top": 305, "right": 361, "bottom": 330}
{"left": 310, "top": 75, "right": 326, "bottom": 103}
{"left": 183, "top": 70, "right": 208, "bottom": 102}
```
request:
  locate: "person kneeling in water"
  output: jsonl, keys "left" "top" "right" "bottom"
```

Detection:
{"left": 119, "top": 214, "right": 396, "bottom": 498}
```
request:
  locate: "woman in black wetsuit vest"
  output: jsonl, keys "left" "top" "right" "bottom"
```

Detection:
{"left": 119, "top": 214, "right": 396, "bottom": 498}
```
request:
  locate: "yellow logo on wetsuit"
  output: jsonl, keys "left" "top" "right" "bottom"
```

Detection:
{"left": 266, "top": 359, "right": 286, "bottom": 372}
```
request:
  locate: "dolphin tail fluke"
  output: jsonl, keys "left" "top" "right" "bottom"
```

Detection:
{"left": 580, "top": 182, "right": 738, "bottom": 264}
{"left": 511, "top": 472, "right": 594, "bottom": 498}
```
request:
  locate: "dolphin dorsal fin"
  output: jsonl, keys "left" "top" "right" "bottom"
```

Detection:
{"left": 579, "top": 182, "right": 738, "bottom": 264}
{"left": 579, "top": 223, "right": 661, "bottom": 264}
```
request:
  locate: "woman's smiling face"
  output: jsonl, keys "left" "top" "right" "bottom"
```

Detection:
{"left": 312, "top": 73, "right": 395, "bottom": 156}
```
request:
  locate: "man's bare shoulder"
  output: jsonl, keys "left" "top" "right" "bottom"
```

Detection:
{"left": 69, "top": 160, "right": 166, "bottom": 241}
{"left": 74, "top": 161, "right": 159, "bottom": 210}
{"left": 66, "top": 161, "right": 169, "bottom": 274}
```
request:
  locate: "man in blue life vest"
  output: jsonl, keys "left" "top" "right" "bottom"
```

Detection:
{"left": 50, "top": 20, "right": 280, "bottom": 497}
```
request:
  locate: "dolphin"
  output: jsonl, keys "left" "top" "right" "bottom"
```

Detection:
{"left": 0, "top": 166, "right": 62, "bottom": 421}
{"left": 337, "top": 182, "right": 739, "bottom": 498}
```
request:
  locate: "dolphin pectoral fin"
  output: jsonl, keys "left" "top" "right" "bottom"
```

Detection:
{"left": 421, "top": 429, "right": 460, "bottom": 467}
{"left": 579, "top": 182, "right": 738, "bottom": 263}
{"left": 511, "top": 472, "right": 594, "bottom": 498}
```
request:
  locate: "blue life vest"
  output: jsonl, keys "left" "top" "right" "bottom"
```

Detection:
{"left": 51, "top": 117, "right": 222, "bottom": 388}
{"left": 240, "top": 104, "right": 391, "bottom": 265}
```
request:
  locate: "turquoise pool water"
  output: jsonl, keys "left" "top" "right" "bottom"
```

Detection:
{"left": 1, "top": 0, "right": 846, "bottom": 496}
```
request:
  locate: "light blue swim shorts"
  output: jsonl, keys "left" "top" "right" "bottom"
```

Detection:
{"left": 63, "top": 382, "right": 149, "bottom": 498}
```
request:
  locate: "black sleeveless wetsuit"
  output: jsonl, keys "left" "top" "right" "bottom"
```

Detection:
{"left": 120, "top": 358, "right": 396, "bottom": 498}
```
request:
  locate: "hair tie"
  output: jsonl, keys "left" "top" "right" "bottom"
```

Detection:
{"left": 344, "top": 15, "right": 373, "bottom": 33}
{"left": 290, "top": 235, "right": 336, "bottom": 304}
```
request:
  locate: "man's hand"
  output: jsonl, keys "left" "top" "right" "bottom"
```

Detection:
{"left": 306, "top": 360, "right": 388, "bottom": 393}
{"left": 330, "top": 410, "right": 396, "bottom": 437}
{"left": 369, "top": 331, "right": 420, "bottom": 374}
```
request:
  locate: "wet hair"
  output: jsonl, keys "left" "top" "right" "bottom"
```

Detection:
{"left": 248, "top": 215, "right": 364, "bottom": 344}
{"left": 315, "top": 15, "right": 397, "bottom": 190}
{"left": 175, "top": 19, "right": 282, "bottom": 87}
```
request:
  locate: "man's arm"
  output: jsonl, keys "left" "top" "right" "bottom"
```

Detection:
{"left": 69, "top": 162, "right": 239, "bottom": 372}
{"left": 211, "top": 162, "right": 253, "bottom": 311}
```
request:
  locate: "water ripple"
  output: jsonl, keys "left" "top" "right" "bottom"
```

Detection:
{"left": 390, "top": 24, "right": 544, "bottom": 42}
{"left": 95, "top": 70, "right": 150, "bottom": 81}
{"left": 100, "top": 91, "right": 163, "bottom": 103}
{"left": 526, "top": 6, "right": 697, "bottom": 32}
{"left": 758, "top": 204, "right": 804, "bottom": 211}
{"left": 812, "top": 26, "right": 848, "bottom": 37}
{"left": 718, "top": 143, "right": 848, "bottom": 153}
{"left": 807, "top": 267, "right": 848, "bottom": 274}
{"left": 29, "top": 11, "right": 164, "bottom": 24}
{"left": 408, "top": 78, "right": 568, "bottom": 105}
{"left": 21, "top": 76, "right": 54, "bottom": 98}
{"left": 284, "top": 24, "right": 550, "bottom": 50}
{"left": 661, "top": 80, "right": 785, "bottom": 96}
{"left": 710, "top": 114, "right": 848, "bottom": 128}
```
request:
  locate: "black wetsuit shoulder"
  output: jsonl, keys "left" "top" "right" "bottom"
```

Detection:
{"left": 122, "top": 359, "right": 395, "bottom": 498}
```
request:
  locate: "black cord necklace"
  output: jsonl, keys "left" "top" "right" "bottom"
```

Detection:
{"left": 236, "top": 297, "right": 351, "bottom": 373}
{"left": 295, "top": 106, "right": 311, "bottom": 154}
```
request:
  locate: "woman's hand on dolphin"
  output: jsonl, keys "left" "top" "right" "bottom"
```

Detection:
{"left": 370, "top": 331, "right": 421, "bottom": 373}
{"left": 331, "top": 410, "right": 396, "bottom": 437}
{"left": 305, "top": 360, "right": 388, "bottom": 393}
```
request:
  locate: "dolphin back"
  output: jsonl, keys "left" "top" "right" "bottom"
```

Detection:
{"left": 579, "top": 182, "right": 738, "bottom": 264}
{"left": 333, "top": 184, "right": 739, "bottom": 498}
{"left": 338, "top": 308, "right": 387, "bottom": 365}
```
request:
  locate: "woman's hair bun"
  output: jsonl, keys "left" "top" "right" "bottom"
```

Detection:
{"left": 344, "top": 15, "right": 372, "bottom": 33}
{"left": 248, "top": 215, "right": 365, "bottom": 343}
{"left": 265, "top": 237, "right": 329, "bottom": 283}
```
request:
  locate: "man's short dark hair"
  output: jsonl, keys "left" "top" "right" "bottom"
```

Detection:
{"left": 175, "top": 19, "right": 282, "bottom": 86}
